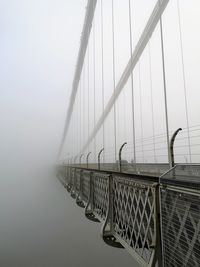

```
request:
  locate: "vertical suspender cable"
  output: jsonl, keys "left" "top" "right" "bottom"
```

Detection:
{"left": 79, "top": 76, "right": 82, "bottom": 156}
{"left": 83, "top": 64, "right": 85, "bottom": 160}
{"left": 77, "top": 96, "right": 79, "bottom": 157}
{"left": 74, "top": 99, "right": 76, "bottom": 158}
{"left": 101, "top": 0, "right": 105, "bottom": 163}
{"left": 70, "top": 121, "right": 72, "bottom": 160}
{"left": 148, "top": 42, "right": 156, "bottom": 163}
{"left": 87, "top": 43, "right": 90, "bottom": 154}
{"left": 122, "top": 4, "right": 127, "bottom": 146}
{"left": 128, "top": 0, "right": 136, "bottom": 164}
{"left": 75, "top": 96, "right": 77, "bottom": 157}
{"left": 76, "top": 97, "right": 78, "bottom": 156}
{"left": 93, "top": 5, "right": 96, "bottom": 162}
{"left": 159, "top": 1, "right": 171, "bottom": 166}
{"left": 123, "top": 89, "right": 126, "bottom": 143}
{"left": 177, "top": 0, "right": 191, "bottom": 163}
{"left": 138, "top": 61, "right": 144, "bottom": 163}
{"left": 75, "top": 90, "right": 78, "bottom": 157}
{"left": 111, "top": 0, "right": 117, "bottom": 162}
{"left": 76, "top": 91, "right": 77, "bottom": 156}
{"left": 72, "top": 103, "right": 74, "bottom": 159}
{"left": 72, "top": 105, "right": 75, "bottom": 160}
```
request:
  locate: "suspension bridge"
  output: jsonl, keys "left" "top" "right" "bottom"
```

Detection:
{"left": 57, "top": 0, "right": 200, "bottom": 266}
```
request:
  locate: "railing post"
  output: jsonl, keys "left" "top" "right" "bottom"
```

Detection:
{"left": 118, "top": 142, "right": 127, "bottom": 172}
{"left": 76, "top": 169, "right": 85, "bottom": 208}
{"left": 65, "top": 165, "right": 67, "bottom": 184}
{"left": 85, "top": 171, "right": 99, "bottom": 222}
{"left": 67, "top": 167, "right": 72, "bottom": 192}
{"left": 109, "top": 174, "right": 114, "bottom": 234}
{"left": 101, "top": 174, "right": 123, "bottom": 248}
{"left": 98, "top": 148, "right": 104, "bottom": 170}
{"left": 86, "top": 152, "right": 91, "bottom": 169}
{"left": 170, "top": 128, "right": 182, "bottom": 168}
{"left": 85, "top": 171, "right": 93, "bottom": 214}
{"left": 79, "top": 169, "right": 84, "bottom": 205}
{"left": 149, "top": 183, "right": 163, "bottom": 267}
{"left": 70, "top": 168, "right": 76, "bottom": 199}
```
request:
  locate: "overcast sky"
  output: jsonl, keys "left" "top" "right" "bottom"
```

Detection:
{"left": 0, "top": 0, "right": 86, "bottom": 168}
{"left": 1, "top": 0, "right": 200, "bottom": 168}
{"left": 62, "top": 0, "right": 200, "bottom": 164}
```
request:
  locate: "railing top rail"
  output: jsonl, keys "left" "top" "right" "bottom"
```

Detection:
{"left": 160, "top": 164, "right": 200, "bottom": 190}
{"left": 65, "top": 165, "right": 159, "bottom": 183}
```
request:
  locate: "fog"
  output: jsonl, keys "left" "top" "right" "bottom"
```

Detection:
{"left": 2, "top": 1, "right": 138, "bottom": 266}
{"left": 0, "top": 0, "right": 139, "bottom": 266}
{"left": 62, "top": 0, "right": 200, "bottom": 165}
{"left": 0, "top": 0, "right": 86, "bottom": 170}
{"left": 1, "top": 0, "right": 200, "bottom": 266}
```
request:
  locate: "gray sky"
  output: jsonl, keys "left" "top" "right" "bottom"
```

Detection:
{"left": 1, "top": 0, "right": 200, "bottom": 167}
{"left": 62, "top": 0, "right": 200, "bottom": 164}
{"left": 0, "top": 0, "right": 86, "bottom": 168}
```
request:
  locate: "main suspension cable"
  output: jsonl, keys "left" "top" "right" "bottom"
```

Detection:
{"left": 87, "top": 41, "right": 90, "bottom": 154}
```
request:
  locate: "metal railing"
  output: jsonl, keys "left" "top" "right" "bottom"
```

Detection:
{"left": 112, "top": 175, "right": 158, "bottom": 265}
{"left": 57, "top": 164, "right": 200, "bottom": 267}
{"left": 58, "top": 165, "right": 160, "bottom": 266}
{"left": 160, "top": 165, "right": 200, "bottom": 267}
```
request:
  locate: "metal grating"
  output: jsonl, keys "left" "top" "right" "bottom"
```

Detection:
{"left": 112, "top": 175, "right": 156, "bottom": 264}
{"left": 160, "top": 187, "right": 200, "bottom": 267}
{"left": 93, "top": 172, "right": 109, "bottom": 220}
{"left": 75, "top": 169, "right": 81, "bottom": 193}
{"left": 69, "top": 168, "right": 76, "bottom": 194}
{"left": 66, "top": 167, "right": 71, "bottom": 184}
{"left": 82, "top": 171, "right": 90, "bottom": 203}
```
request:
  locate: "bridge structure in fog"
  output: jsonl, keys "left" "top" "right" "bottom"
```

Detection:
{"left": 57, "top": 0, "right": 200, "bottom": 266}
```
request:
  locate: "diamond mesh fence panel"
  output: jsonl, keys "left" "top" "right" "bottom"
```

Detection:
{"left": 112, "top": 175, "right": 156, "bottom": 264}
{"left": 160, "top": 165, "right": 200, "bottom": 267}
{"left": 69, "top": 168, "right": 76, "bottom": 194}
{"left": 75, "top": 169, "right": 81, "bottom": 193}
{"left": 82, "top": 171, "right": 90, "bottom": 203}
{"left": 65, "top": 167, "right": 70, "bottom": 184}
{"left": 93, "top": 172, "right": 109, "bottom": 220}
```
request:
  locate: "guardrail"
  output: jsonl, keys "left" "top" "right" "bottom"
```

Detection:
{"left": 57, "top": 164, "right": 200, "bottom": 267}
{"left": 160, "top": 165, "right": 200, "bottom": 267}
